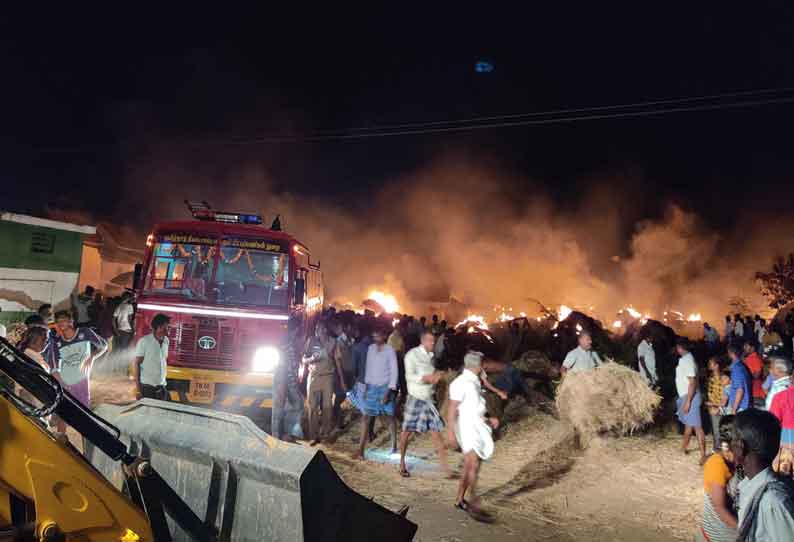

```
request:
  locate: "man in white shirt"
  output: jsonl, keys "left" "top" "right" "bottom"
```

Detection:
{"left": 765, "top": 356, "right": 792, "bottom": 411}
{"left": 732, "top": 409, "right": 794, "bottom": 541}
{"left": 757, "top": 319, "right": 767, "bottom": 348}
{"left": 675, "top": 339, "right": 706, "bottom": 464}
{"left": 398, "top": 331, "right": 450, "bottom": 478}
{"left": 561, "top": 332, "right": 601, "bottom": 376}
{"left": 0, "top": 307, "right": 6, "bottom": 339}
{"left": 447, "top": 351, "right": 499, "bottom": 523}
{"left": 133, "top": 313, "right": 170, "bottom": 401}
{"left": 637, "top": 333, "right": 657, "bottom": 386}
{"left": 734, "top": 316, "right": 745, "bottom": 343}
{"left": 113, "top": 292, "right": 135, "bottom": 350}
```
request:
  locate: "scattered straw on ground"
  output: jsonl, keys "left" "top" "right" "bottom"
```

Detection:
{"left": 555, "top": 362, "right": 660, "bottom": 444}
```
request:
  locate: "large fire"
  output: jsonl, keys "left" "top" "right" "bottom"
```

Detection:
{"left": 558, "top": 305, "right": 573, "bottom": 321}
{"left": 492, "top": 304, "right": 528, "bottom": 323}
{"left": 367, "top": 290, "right": 400, "bottom": 314}
{"left": 456, "top": 314, "right": 489, "bottom": 333}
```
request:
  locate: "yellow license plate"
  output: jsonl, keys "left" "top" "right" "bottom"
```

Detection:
{"left": 188, "top": 379, "right": 215, "bottom": 403}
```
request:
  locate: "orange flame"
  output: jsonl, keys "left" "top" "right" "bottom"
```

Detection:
{"left": 368, "top": 290, "right": 400, "bottom": 313}
{"left": 457, "top": 314, "right": 489, "bottom": 333}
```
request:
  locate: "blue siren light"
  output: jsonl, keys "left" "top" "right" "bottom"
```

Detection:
{"left": 475, "top": 60, "right": 494, "bottom": 73}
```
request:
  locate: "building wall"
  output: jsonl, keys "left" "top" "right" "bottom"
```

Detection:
{"left": 0, "top": 219, "right": 83, "bottom": 273}
{"left": 79, "top": 245, "right": 103, "bottom": 292}
{"left": 78, "top": 246, "right": 135, "bottom": 296}
{"left": 0, "top": 218, "right": 86, "bottom": 324}
{"left": 0, "top": 267, "right": 79, "bottom": 323}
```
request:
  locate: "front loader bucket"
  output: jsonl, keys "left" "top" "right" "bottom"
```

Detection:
{"left": 88, "top": 400, "right": 416, "bottom": 542}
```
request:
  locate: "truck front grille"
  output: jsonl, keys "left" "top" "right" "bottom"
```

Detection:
{"left": 170, "top": 321, "right": 235, "bottom": 369}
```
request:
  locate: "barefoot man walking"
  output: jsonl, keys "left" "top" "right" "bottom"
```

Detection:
{"left": 447, "top": 351, "right": 499, "bottom": 522}
{"left": 398, "top": 331, "right": 452, "bottom": 478}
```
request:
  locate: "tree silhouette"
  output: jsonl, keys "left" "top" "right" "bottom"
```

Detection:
{"left": 756, "top": 253, "right": 794, "bottom": 309}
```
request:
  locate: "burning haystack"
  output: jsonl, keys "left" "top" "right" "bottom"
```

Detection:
{"left": 555, "top": 362, "right": 661, "bottom": 444}
{"left": 512, "top": 350, "right": 559, "bottom": 379}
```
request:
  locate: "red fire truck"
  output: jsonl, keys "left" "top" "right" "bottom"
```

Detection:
{"left": 132, "top": 202, "right": 323, "bottom": 425}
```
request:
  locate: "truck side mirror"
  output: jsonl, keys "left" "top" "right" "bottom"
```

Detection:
{"left": 294, "top": 277, "right": 306, "bottom": 305}
{"left": 133, "top": 262, "right": 143, "bottom": 291}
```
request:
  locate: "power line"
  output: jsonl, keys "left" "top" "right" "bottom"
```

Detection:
{"left": 214, "top": 94, "right": 794, "bottom": 144}
{"left": 33, "top": 89, "right": 794, "bottom": 153}
{"left": 304, "top": 85, "right": 794, "bottom": 134}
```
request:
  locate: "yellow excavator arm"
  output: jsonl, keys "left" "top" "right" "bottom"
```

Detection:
{"left": 0, "top": 393, "right": 153, "bottom": 542}
{"left": 0, "top": 337, "right": 218, "bottom": 542}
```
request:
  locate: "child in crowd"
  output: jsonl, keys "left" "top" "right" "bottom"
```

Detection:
{"left": 719, "top": 371, "right": 731, "bottom": 415}
{"left": 705, "top": 357, "right": 724, "bottom": 452}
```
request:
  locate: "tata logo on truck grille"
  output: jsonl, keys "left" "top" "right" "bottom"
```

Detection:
{"left": 198, "top": 336, "right": 217, "bottom": 350}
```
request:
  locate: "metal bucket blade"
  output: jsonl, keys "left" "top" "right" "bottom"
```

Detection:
{"left": 88, "top": 400, "right": 416, "bottom": 542}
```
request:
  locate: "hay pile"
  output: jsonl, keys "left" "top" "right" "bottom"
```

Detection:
{"left": 513, "top": 350, "right": 559, "bottom": 378}
{"left": 555, "top": 362, "right": 660, "bottom": 444}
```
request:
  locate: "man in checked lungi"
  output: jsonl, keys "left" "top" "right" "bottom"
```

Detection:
{"left": 398, "top": 331, "right": 453, "bottom": 478}
{"left": 349, "top": 327, "right": 399, "bottom": 459}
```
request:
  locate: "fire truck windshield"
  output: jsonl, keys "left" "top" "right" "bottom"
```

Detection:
{"left": 146, "top": 236, "right": 290, "bottom": 307}
{"left": 214, "top": 245, "right": 289, "bottom": 307}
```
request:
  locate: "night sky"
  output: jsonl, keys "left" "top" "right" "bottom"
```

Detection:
{"left": 2, "top": 5, "right": 794, "bottom": 233}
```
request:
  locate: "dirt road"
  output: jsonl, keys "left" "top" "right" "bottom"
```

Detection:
{"left": 323, "top": 399, "right": 701, "bottom": 541}
{"left": 91, "top": 378, "right": 702, "bottom": 541}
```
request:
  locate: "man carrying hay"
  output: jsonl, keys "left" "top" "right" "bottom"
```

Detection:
{"left": 676, "top": 338, "right": 707, "bottom": 465}
{"left": 447, "top": 351, "right": 499, "bottom": 523}
{"left": 555, "top": 361, "right": 660, "bottom": 442}
{"left": 561, "top": 331, "right": 601, "bottom": 376}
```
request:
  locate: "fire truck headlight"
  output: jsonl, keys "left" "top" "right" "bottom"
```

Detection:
{"left": 252, "top": 347, "right": 280, "bottom": 373}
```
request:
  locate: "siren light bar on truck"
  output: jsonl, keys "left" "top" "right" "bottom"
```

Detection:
{"left": 185, "top": 200, "right": 263, "bottom": 225}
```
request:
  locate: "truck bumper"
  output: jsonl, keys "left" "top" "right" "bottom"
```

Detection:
{"left": 166, "top": 366, "right": 275, "bottom": 410}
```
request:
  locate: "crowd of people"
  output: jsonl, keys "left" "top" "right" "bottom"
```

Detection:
{"left": 528, "top": 313, "right": 794, "bottom": 539}
{"left": 9, "top": 291, "right": 794, "bottom": 533}
{"left": 268, "top": 308, "right": 509, "bottom": 522}
{"left": 5, "top": 299, "right": 509, "bottom": 522}
{"left": 666, "top": 316, "right": 794, "bottom": 540}
{"left": 5, "top": 285, "right": 167, "bottom": 436}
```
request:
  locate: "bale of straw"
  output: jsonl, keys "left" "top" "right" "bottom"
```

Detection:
{"left": 555, "top": 361, "right": 661, "bottom": 444}
{"left": 513, "top": 350, "right": 559, "bottom": 378}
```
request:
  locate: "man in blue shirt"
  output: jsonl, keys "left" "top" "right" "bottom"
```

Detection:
{"left": 728, "top": 344, "right": 752, "bottom": 414}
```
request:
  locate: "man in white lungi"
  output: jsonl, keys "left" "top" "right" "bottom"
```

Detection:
{"left": 447, "top": 351, "right": 499, "bottom": 522}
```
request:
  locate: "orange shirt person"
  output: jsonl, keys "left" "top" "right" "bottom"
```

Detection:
{"left": 742, "top": 342, "right": 765, "bottom": 405}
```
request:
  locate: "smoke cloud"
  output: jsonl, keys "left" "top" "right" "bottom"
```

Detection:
{"left": 92, "top": 150, "right": 786, "bottom": 326}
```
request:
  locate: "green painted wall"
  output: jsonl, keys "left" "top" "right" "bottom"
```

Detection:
{"left": 0, "top": 311, "right": 31, "bottom": 326}
{"left": 0, "top": 220, "right": 84, "bottom": 273}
